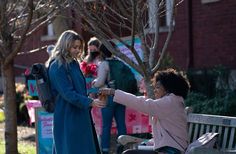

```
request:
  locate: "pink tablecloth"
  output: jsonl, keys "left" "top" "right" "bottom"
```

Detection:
{"left": 91, "top": 107, "right": 152, "bottom": 135}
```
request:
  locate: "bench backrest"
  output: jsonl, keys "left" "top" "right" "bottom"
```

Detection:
{"left": 187, "top": 113, "right": 236, "bottom": 151}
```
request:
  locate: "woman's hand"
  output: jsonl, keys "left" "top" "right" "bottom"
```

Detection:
{"left": 90, "top": 99, "right": 106, "bottom": 108}
{"left": 99, "top": 88, "right": 115, "bottom": 96}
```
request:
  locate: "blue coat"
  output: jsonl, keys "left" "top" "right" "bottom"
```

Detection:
{"left": 49, "top": 60, "right": 99, "bottom": 154}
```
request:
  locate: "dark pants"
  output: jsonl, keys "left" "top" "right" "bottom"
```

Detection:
{"left": 90, "top": 108, "right": 101, "bottom": 154}
{"left": 101, "top": 96, "right": 127, "bottom": 153}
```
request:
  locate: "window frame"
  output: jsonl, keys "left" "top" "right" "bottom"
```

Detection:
{"left": 40, "top": 21, "right": 56, "bottom": 41}
{"left": 146, "top": 0, "right": 175, "bottom": 33}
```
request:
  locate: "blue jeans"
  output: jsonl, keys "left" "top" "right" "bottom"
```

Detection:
{"left": 101, "top": 96, "right": 127, "bottom": 152}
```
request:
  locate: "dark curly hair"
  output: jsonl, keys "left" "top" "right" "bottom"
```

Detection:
{"left": 153, "top": 68, "right": 190, "bottom": 99}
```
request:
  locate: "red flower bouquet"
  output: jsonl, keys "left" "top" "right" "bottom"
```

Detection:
{"left": 80, "top": 61, "right": 98, "bottom": 77}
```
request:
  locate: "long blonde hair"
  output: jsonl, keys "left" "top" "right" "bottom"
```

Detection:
{"left": 47, "top": 30, "right": 84, "bottom": 66}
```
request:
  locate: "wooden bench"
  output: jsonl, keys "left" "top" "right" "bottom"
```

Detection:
{"left": 188, "top": 113, "right": 236, "bottom": 152}
{"left": 118, "top": 113, "right": 236, "bottom": 153}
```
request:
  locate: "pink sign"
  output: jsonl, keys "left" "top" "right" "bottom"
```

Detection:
{"left": 91, "top": 107, "right": 151, "bottom": 135}
{"left": 25, "top": 100, "right": 42, "bottom": 125}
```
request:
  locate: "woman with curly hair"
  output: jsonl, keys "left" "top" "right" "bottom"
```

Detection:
{"left": 99, "top": 68, "right": 190, "bottom": 154}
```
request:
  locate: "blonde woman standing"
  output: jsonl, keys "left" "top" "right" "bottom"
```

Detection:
{"left": 48, "top": 30, "right": 105, "bottom": 154}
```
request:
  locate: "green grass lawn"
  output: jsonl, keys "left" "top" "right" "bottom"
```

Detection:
{"left": 0, "top": 111, "right": 36, "bottom": 153}
{"left": 0, "top": 111, "right": 5, "bottom": 122}
{"left": 0, "top": 140, "right": 36, "bottom": 154}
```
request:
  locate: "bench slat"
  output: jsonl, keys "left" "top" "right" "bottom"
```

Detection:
{"left": 193, "top": 123, "right": 199, "bottom": 141}
{"left": 188, "top": 123, "right": 193, "bottom": 142}
{"left": 222, "top": 127, "right": 229, "bottom": 149}
{"left": 188, "top": 113, "right": 236, "bottom": 127}
{"left": 228, "top": 128, "right": 235, "bottom": 149}
{"left": 212, "top": 125, "right": 216, "bottom": 132}
{"left": 206, "top": 125, "right": 210, "bottom": 133}
{"left": 218, "top": 126, "right": 222, "bottom": 136}
{"left": 199, "top": 124, "right": 204, "bottom": 136}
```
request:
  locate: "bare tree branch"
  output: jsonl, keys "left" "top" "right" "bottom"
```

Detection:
{"left": 149, "top": 0, "right": 160, "bottom": 68}
{"left": 53, "top": 0, "right": 184, "bottom": 97}
{"left": 26, "top": 11, "right": 58, "bottom": 36}
{"left": 17, "top": 45, "right": 47, "bottom": 55}
{"left": 152, "top": 0, "right": 175, "bottom": 74}
{"left": 4, "top": 0, "right": 34, "bottom": 68}
{"left": 112, "top": 1, "right": 132, "bottom": 21}
{"left": 0, "top": 1, "right": 59, "bottom": 153}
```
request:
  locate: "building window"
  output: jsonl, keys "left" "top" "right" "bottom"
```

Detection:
{"left": 47, "top": 23, "right": 54, "bottom": 37}
{"left": 41, "top": 21, "right": 56, "bottom": 41}
{"left": 147, "top": 0, "right": 174, "bottom": 33}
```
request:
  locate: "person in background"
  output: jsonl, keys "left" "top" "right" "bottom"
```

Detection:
{"left": 82, "top": 37, "right": 101, "bottom": 67}
{"left": 80, "top": 37, "right": 101, "bottom": 97}
{"left": 93, "top": 43, "right": 127, "bottom": 154}
{"left": 47, "top": 30, "right": 105, "bottom": 154}
{"left": 47, "top": 44, "right": 55, "bottom": 56}
{"left": 99, "top": 68, "right": 190, "bottom": 154}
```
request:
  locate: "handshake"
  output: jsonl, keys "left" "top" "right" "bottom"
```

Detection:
{"left": 97, "top": 88, "right": 115, "bottom": 101}
{"left": 90, "top": 88, "right": 115, "bottom": 108}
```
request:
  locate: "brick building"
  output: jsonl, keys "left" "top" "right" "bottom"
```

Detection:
{"left": 14, "top": 0, "right": 236, "bottom": 76}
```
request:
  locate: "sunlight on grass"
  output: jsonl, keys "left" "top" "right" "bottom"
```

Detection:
{"left": 0, "top": 141, "right": 4, "bottom": 154}
{"left": 0, "top": 111, "right": 36, "bottom": 153}
{"left": 18, "top": 142, "right": 36, "bottom": 154}
{"left": 0, "top": 111, "right": 5, "bottom": 122}
{"left": 0, "top": 140, "right": 36, "bottom": 154}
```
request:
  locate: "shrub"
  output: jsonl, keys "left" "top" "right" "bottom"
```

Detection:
{"left": 16, "top": 83, "right": 30, "bottom": 125}
{"left": 185, "top": 91, "right": 236, "bottom": 116}
{"left": 187, "top": 69, "right": 218, "bottom": 97}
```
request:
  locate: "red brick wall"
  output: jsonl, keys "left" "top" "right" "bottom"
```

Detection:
{"left": 162, "top": 0, "right": 236, "bottom": 70}
{"left": 14, "top": 26, "right": 55, "bottom": 76}
{"left": 166, "top": 0, "right": 190, "bottom": 70}
{"left": 192, "top": 0, "right": 236, "bottom": 69}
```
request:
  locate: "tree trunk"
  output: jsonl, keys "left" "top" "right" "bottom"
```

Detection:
{"left": 1, "top": 61, "right": 18, "bottom": 154}
{"left": 143, "top": 76, "right": 155, "bottom": 99}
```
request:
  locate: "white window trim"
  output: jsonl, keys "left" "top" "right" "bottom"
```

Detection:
{"left": 41, "top": 21, "right": 56, "bottom": 41}
{"left": 201, "top": 0, "right": 220, "bottom": 4}
{"left": 84, "top": 0, "right": 95, "bottom": 2}
{"left": 146, "top": 0, "right": 174, "bottom": 34}
{"left": 47, "top": 23, "right": 54, "bottom": 37}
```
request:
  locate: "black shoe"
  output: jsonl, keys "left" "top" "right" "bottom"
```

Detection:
{"left": 116, "top": 144, "right": 124, "bottom": 154}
